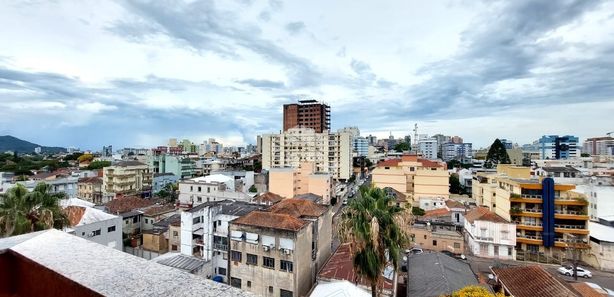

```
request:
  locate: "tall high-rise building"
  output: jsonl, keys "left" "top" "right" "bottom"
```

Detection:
{"left": 366, "top": 134, "right": 377, "bottom": 146}
{"left": 538, "top": 135, "right": 579, "bottom": 160}
{"left": 582, "top": 136, "right": 614, "bottom": 156}
{"left": 283, "top": 99, "right": 330, "bottom": 133}
{"left": 102, "top": 145, "right": 113, "bottom": 157}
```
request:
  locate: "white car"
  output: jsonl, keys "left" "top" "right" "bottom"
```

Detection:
{"left": 342, "top": 199, "right": 348, "bottom": 205}
{"left": 557, "top": 265, "right": 592, "bottom": 278}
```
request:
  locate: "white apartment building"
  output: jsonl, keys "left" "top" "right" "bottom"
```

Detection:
{"left": 442, "top": 143, "right": 473, "bottom": 162}
{"left": 261, "top": 128, "right": 352, "bottom": 180}
{"left": 180, "top": 200, "right": 263, "bottom": 282}
{"left": 464, "top": 207, "right": 516, "bottom": 260}
{"left": 177, "top": 178, "right": 252, "bottom": 208}
{"left": 418, "top": 138, "right": 438, "bottom": 160}
{"left": 63, "top": 199, "right": 123, "bottom": 250}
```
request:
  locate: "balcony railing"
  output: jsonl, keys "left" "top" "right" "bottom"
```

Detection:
{"left": 213, "top": 243, "right": 228, "bottom": 251}
{"left": 521, "top": 208, "right": 543, "bottom": 213}
{"left": 554, "top": 224, "right": 586, "bottom": 230}
{"left": 516, "top": 221, "right": 543, "bottom": 227}
{"left": 518, "top": 234, "right": 543, "bottom": 240}
{"left": 554, "top": 210, "right": 585, "bottom": 215}
{"left": 475, "top": 236, "right": 494, "bottom": 242}
{"left": 521, "top": 194, "right": 542, "bottom": 199}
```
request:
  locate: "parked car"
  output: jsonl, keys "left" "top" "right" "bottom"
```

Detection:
{"left": 407, "top": 247, "right": 423, "bottom": 255}
{"left": 342, "top": 199, "right": 348, "bottom": 205}
{"left": 557, "top": 265, "right": 592, "bottom": 278}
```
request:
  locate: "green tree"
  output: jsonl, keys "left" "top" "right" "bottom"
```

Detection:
{"left": 0, "top": 183, "right": 69, "bottom": 237}
{"left": 248, "top": 184, "right": 258, "bottom": 193}
{"left": 339, "top": 186, "right": 410, "bottom": 297}
{"left": 156, "top": 183, "right": 178, "bottom": 204}
{"left": 394, "top": 142, "right": 410, "bottom": 152}
{"left": 485, "top": 139, "right": 511, "bottom": 168}
{"left": 87, "top": 160, "right": 111, "bottom": 170}
{"left": 449, "top": 174, "right": 463, "bottom": 194}
{"left": 411, "top": 207, "right": 425, "bottom": 216}
{"left": 581, "top": 153, "right": 590, "bottom": 157}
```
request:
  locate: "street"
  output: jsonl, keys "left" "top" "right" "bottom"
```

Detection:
{"left": 331, "top": 175, "right": 371, "bottom": 251}
{"left": 467, "top": 255, "right": 614, "bottom": 291}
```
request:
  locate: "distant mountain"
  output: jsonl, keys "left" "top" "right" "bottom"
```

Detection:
{"left": 0, "top": 135, "right": 67, "bottom": 154}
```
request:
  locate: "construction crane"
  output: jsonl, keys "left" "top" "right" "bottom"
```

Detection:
{"left": 413, "top": 123, "right": 418, "bottom": 151}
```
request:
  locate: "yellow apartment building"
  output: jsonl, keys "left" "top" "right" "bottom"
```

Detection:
{"left": 269, "top": 162, "right": 333, "bottom": 204}
{"left": 372, "top": 154, "right": 449, "bottom": 202}
{"left": 473, "top": 165, "right": 589, "bottom": 257}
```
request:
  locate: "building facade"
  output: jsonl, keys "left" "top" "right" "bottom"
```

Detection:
{"left": 228, "top": 199, "right": 332, "bottom": 297}
{"left": 538, "top": 135, "right": 580, "bottom": 160}
{"left": 152, "top": 173, "right": 179, "bottom": 193}
{"left": 64, "top": 204, "right": 123, "bottom": 250}
{"left": 177, "top": 178, "right": 252, "bottom": 208}
{"left": 268, "top": 162, "right": 333, "bottom": 204}
{"left": 582, "top": 136, "right": 614, "bottom": 156}
{"left": 442, "top": 143, "right": 472, "bottom": 163}
{"left": 464, "top": 207, "right": 516, "bottom": 260}
{"left": 102, "top": 161, "right": 152, "bottom": 198}
{"left": 283, "top": 99, "right": 330, "bottom": 133}
{"left": 418, "top": 138, "right": 438, "bottom": 160}
{"left": 77, "top": 177, "right": 104, "bottom": 204}
{"left": 472, "top": 166, "right": 589, "bottom": 257}
{"left": 261, "top": 128, "right": 352, "bottom": 180}
{"left": 148, "top": 154, "right": 196, "bottom": 179}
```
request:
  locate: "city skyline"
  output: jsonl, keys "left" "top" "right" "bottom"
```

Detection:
{"left": 1, "top": 1, "right": 613, "bottom": 150}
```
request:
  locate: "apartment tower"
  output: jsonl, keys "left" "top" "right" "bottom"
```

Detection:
{"left": 283, "top": 100, "right": 330, "bottom": 133}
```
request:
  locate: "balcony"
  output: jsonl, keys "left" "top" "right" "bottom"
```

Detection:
{"left": 193, "top": 239, "right": 204, "bottom": 246}
{"left": 475, "top": 236, "right": 494, "bottom": 242}
{"left": 510, "top": 194, "right": 543, "bottom": 204}
{"left": 554, "top": 238, "right": 591, "bottom": 249}
{"left": 511, "top": 208, "right": 543, "bottom": 218}
{"left": 515, "top": 221, "right": 543, "bottom": 231}
{"left": 554, "top": 224, "right": 589, "bottom": 235}
{"left": 517, "top": 234, "right": 543, "bottom": 245}
{"left": 213, "top": 243, "right": 228, "bottom": 251}
{"left": 554, "top": 210, "right": 589, "bottom": 220}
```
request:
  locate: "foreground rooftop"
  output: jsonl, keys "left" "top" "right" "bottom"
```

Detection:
{"left": 0, "top": 230, "right": 250, "bottom": 297}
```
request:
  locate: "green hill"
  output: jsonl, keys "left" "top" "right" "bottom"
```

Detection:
{"left": 0, "top": 135, "right": 66, "bottom": 154}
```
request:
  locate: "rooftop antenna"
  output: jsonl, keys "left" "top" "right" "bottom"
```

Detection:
{"left": 413, "top": 123, "right": 418, "bottom": 152}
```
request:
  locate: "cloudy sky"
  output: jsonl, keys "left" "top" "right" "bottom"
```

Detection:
{"left": 1, "top": 0, "right": 613, "bottom": 150}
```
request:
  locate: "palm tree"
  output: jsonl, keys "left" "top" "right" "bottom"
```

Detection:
{"left": 339, "top": 185, "right": 410, "bottom": 297}
{"left": 0, "top": 183, "right": 69, "bottom": 237}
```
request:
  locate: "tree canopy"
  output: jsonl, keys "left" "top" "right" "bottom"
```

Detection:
{"left": 339, "top": 186, "right": 410, "bottom": 297}
{"left": 394, "top": 142, "right": 411, "bottom": 152}
{"left": 449, "top": 286, "right": 505, "bottom": 297}
{"left": 0, "top": 183, "right": 69, "bottom": 237}
{"left": 77, "top": 153, "right": 94, "bottom": 163}
{"left": 87, "top": 160, "right": 111, "bottom": 170}
{"left": 485, "top": 139, "right": 511, "bottom": 168}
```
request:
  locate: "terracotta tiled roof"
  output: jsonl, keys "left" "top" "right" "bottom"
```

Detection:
{"left": 377, "top": 159, "right": 401, "bottom": 168}
{"left": 232, "top": 211, "right": 307, "bottom": 231}
{"left": 445, "top": 200, "right": 465, "bottom": 209}
{"left": 570, "top": 282, "right": 607, "bottom": 297}
{"left": 492, "top": 266, "right": 578, "bottom": 297}
{"left": 105, "top": 196, "right": 154, "bottom": 214}
{"left": 267, "top": 198, "right": 328, "bottom": 218}
{"left": 318, "top": 243, "right": 393, "bottom": 290}
{"left": 464, "top": 207, "right": 508, "bottom": 224}
{"left": 418, "top": 158, "right": 445, "bottom": 168}
{"left": 422, "top": 208, "right": 451, "bottom": 218}
{"left": 253, "top": 192, "right": 283, "bottom": 204}
{"left": 143, "top": 205, "right": 176, "bottom": 216}
{"left": 78, "top": 177, "right": 102, "bottom": 184}
{"left": 64, "top": 206, "right": 86, "bottom": 226}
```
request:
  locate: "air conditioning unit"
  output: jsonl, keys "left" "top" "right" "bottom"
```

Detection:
{"left": 263, "top": 246, "right": 270, "bottom": 252}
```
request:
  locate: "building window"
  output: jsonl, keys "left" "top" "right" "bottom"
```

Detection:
{"left": 198, "top": 186, "right": 201, "bottom": 192}
{"left": 218, "top": 267, "right": 227, "bottom": 275}
{"left": 263, "top": 256, "right": 275, "bottom": 269}
{"left": 280, "top": 289, "right": 293, "bottom": 297}
{"left": 107, "top": 226, "right": 116, "bottom": 233}
{"left": 207, "top": 187, "right": 211, "bottom": 193}
{"left": 231, "top": 250, "right": 242, "bottom": 262}
{"left": 173, "top": 231, "right": 178, "bottom": 237}
{"left": 269, "top": 286, "right": 274, "bottom": 294}
{"left": 280, "top": 260, "right": 293, "bottom": 272}
{"left": 230, "top": 277, "right": 241, "bottom": 289}
{"left": 171, "top": 245, "right": 177, "bottom": 251}
{"left": 454, "top": 242, "right": 461, "bottom": 249}
{"left": 432, "top": 240, "right": 437, "bottom": 246}
{"left": 193, "top": 217, "right": 201, "bottom": 224}
{"left": 247, "top": 281, "right": 251, "bottom": 288}
{"left": 190, "top": 186, "right": 193, "bottom": 191}
{"left": 92, "top": 229, "right": 101, "bottom": 236}
{"left": 144, "top": 218, "right": 148, "bottom": 224}
{"left": 132, "top": 217, "right": 138, "bottom": 223}
{"left": 501, "top": 231, "right": 508, "bottom": 240}
{"left": 246, "top": 253, "right": 258, "bottom": 265}
{"left": 424, "top": 235, "right": 427, "bottom": 240}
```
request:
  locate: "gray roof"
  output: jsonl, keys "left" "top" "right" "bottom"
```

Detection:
{"left": 407, "top": 252, "right": 478, "bottom": 297}
{"left": 119, "top": 210, "right": 143, "bottom": 218}
{"left": 0, "top": 230, "right": 250, "bottom": 297}
{"left": 154, "top": 253, "right": 207, "bottom": 273}
{"left": 220, "top": 201, "right": 263, "bottom": 216}
{"left": 152, "top": 214, "right": 181, "bottom": 232}
{"left": 187, "top": 200, "right": 225, "bottom": 213}
{"left": 154, "top": 173, "right": 176, "bottom": 177}
{"left": 295, "top": 193, "right": 323, "bottom": 202}
{"left": 542, "top": 167, "right": 580, "bottom": 173}
{"left": 114, "top": 160, "right": 147, "bottom": 167}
